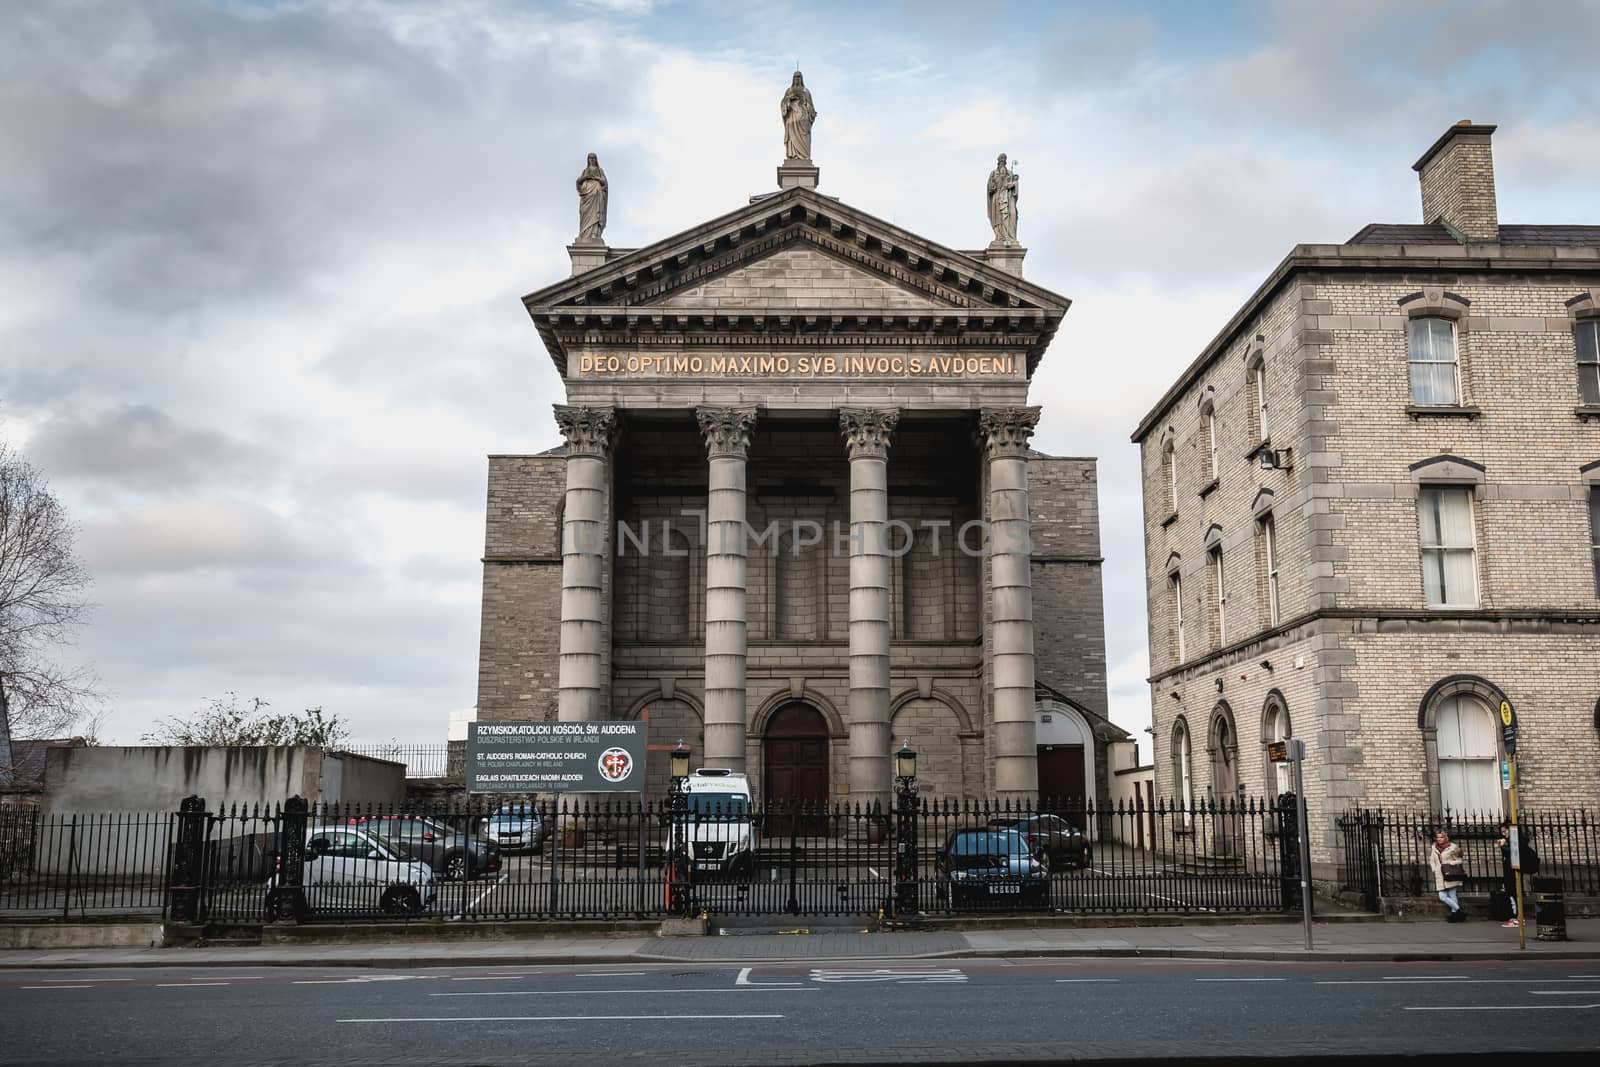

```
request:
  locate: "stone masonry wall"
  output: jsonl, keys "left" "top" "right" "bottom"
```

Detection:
{"left": 476, "top": 454, "right": 565, "bottom": 723}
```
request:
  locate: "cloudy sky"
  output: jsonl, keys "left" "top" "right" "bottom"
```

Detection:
{"left": 3, "top": 0, "right": 1597, "bottom": 745}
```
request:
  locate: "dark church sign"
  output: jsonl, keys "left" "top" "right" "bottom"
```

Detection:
{"left": 465, "top": 721, "right": 647, "bottom": 793}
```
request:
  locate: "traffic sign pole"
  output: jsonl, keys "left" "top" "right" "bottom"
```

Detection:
{"left": 1500, "top": 700, "right": 1524, "bottom": 952}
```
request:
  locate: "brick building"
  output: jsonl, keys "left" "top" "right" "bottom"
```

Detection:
{"left": 1131, "top": 121, "right": 1600, "bottom": 874}
{"left": 476, "top": 145, "right": 1117, "bottom": 813}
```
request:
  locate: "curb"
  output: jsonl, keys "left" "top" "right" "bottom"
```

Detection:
{"left": 2, "top": 940, "right": 1597, "bottom": 970}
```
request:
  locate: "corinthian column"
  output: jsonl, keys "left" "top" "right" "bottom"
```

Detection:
{"left": 697, "top": 406, "right": 758, "bottom": 772}
{"left": 554, "top": 405, "right": 616, "bottom": 723}
{"left": 980, "top": 406, "right": 1041, "bottom": 799}
{"left": 839, "top": 407, "right": 899, "bottom": 810}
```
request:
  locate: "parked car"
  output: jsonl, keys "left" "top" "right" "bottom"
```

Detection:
{"left": 988, "top": 814, "right": 1091, "bottom": 868}
{"left": 268, "top": 825, "right": 436, "bottom": 917}
{"left": 350, "top": 815, "right": 501, "bottom": 880}
{"left": 482, "top": 806, "right": 544, "bottom": 853}
{"left": 935, "top": 827, "right": 1049, "bottom": 908}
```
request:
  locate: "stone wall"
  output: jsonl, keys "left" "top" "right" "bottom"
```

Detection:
{"left": 476, "top": 454, "right": 565, "bottom": 723}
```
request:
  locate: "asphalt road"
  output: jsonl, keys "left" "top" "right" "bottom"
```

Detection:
{"left": 2, "top": 957, "right": 1598, "bottom": 1065}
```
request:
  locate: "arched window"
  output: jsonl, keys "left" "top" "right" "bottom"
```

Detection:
{"left": 1161, "top": 440, "right": 1178, "bottom": 514}
{"left": 1436, "top": 694, "right": 1500, "bottom": 815}
{"left": 1262, "top": 695, "right": 1291, "bottom": 797}
{"left": 1171, "top": 717, "right": 1194, "bottom": 824}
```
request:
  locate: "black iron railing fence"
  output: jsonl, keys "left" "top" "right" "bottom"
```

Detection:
{"left": 3, "top": 795, "right": 1302, "bottom": 922}
{"left": 0, "top": 806, "right": 171, "bottom": 918}
{"left": 1337, "top": 808, "right": 1600, "bottom": 908}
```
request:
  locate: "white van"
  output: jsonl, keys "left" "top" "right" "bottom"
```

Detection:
{"left": 673, "top": 769, "right": 758, "bottom": 879}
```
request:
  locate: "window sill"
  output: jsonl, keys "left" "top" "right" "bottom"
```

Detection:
{"left": 1197, "top": 479, "right": 1220, "bottom": 500}
{"left": 1422, "top": 602, "right": 1482, "bottom": 611}
{"left": 1406, "top": 404, "right": 1482, "bottom": 420}
{"left": 1575, "top": 404, "right": 1600, "bottom": 422}
{"left": 1243, "top": 439, "right": 1270, "bottom": 461}
{"left": 1160, "top": 511, "right": 1178, "bottom": 528}
{"left": 1172, "top": 826, "right": 1195, "bottom": 838}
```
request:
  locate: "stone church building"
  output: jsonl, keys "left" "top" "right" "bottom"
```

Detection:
{"left": 474, "top": 96, "right": 1116, "bottom": 813}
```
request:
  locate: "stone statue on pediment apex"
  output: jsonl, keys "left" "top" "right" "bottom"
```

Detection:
{"left": 987, "top": 152, "right": 1019, "bottom": 247}
{"left": 781, "top": 72, "right": 817, "bottom": 162}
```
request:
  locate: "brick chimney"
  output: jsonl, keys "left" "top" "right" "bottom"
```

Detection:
{"left": 1412, "top": 120, "right": 1499, "bottom": 241}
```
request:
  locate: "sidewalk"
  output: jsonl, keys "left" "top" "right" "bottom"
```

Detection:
{"left": 1, "top": 915, "right": 1595, "bottom": 969}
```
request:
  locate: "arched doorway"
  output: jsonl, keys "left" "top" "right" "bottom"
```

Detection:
{"left": 763, "top": 702, "right": 830, "bottom": 832}
{"left": 1209, "top": 707, "right": 1241, "bottom": 858}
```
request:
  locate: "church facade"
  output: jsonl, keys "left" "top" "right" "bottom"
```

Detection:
{"left": 474, "top": 87, "right": 1115, "bottom": 812}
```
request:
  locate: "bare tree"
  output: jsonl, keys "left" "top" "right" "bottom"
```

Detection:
{"left": 0, "top": 440, "right": 99, "bottom": 757}
{"left": 142, "top": 694, "right": 349, "bottom": 747}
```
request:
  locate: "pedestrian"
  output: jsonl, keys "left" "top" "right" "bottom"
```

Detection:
{"left": 1495, "top": 821, "right": 1540, "bottom": 929}
{"left": 1429, "top": 828, "right": 1468, "bottom": 922}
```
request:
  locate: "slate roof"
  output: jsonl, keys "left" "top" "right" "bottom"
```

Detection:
{"left": 1347, "top": 223, "right": 1600, "bottom": 246}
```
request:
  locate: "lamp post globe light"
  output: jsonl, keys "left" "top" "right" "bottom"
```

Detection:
{"left": 894, "top": 739, "right": 919, "bottom": 917}
{"left": 668, "top": 739, "right": 692, "bottom": 916}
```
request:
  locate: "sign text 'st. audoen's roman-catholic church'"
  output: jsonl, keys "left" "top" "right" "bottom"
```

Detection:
{"left": 473, "top": 74, "right": 1118, "bottom": 812}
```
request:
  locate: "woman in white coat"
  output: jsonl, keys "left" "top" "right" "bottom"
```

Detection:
{"left": 1429, "top": 828, "right": 1468, "bottom": 922}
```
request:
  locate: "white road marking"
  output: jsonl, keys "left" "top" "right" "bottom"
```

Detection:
{"left": 1406, "top": 1003, "right": 1600, "bottom": 1011}
{"left": 1322, "top": 979, "right": 1600, "bottom": 986}
{"left": 340, "top": 1014, "right": 784, "bottom": 1023}
{"left": 736, "top": 967, "right": 802, "bottom": 987}
{"left": 432, "top": 988, "right": 812, "bottom": 997}
{"left": 574, "top": 971, "right": 647, "bottom": 977}
{"left": 1055, "top": 978, "right": 1119, "bottom": 983}
{"left": 21, "top": 985, "right": 92, "bottom": 990}
{"left": 809, "top": 968, "right": 967, "bottom": 984}
{"left": 462, "top": 874, "right": 508, "bottom": 915}
{"left": 450, "top": 976, "right": 529, "bottom": 982}
{"left": 1385, "top": 975, "right": 1468, "bottom": 980}
{"left": 1194, "top": 977, "right": 1285, "bottom": 982}
{"left": 1530, "top": 990, "right": 1600, "bottom": 996}
{"left": 158, "top": 982, "right": 232, "bottom": 988}
{"left": 38, "top": 978, "right": 133, "bottom": 983}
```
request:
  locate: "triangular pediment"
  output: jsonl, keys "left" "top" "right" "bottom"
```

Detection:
{"left": 522, "top": 186, "right": 1070, "bottom": 376}
{"left": 644, "top": 242, "right": 949, "bottom": 311}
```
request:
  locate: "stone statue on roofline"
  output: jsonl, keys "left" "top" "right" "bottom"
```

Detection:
{"left": 987, "top": 152, "right": 1019, "bottom": 247}
{"left": 575, "top": 152, "right": 608, "bottom": 244}
{"left": 781, "top": 71, "right": 816, "bottom": 162}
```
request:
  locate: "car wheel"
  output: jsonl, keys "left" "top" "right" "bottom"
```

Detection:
{"left": 443, "top": 853, "right": 467, "bottom": 881}
{"left": 730, "top": 853, "right": 756, "bottom": 882}
{"left": 380, "top": 886, "right": 423, "bottom": 916}
{"left": 265, "top": 888, "right": 303, "bottom": 922}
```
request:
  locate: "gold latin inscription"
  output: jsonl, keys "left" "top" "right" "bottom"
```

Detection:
{"left": 576, "top": 354, "right": 1020, "bottom": 377}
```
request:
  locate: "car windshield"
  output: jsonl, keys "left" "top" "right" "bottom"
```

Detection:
{"left": 948, "top": 832, "right": 1028, "bottom": 856}
{"left": 685, "top": 794, "right": 749, "bottom": 818}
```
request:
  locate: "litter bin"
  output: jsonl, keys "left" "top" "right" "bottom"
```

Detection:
{"left": 1531, "top": 876, "right": 1567, "bottom": 942}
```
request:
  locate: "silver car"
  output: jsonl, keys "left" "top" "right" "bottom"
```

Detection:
{"left": 269, "top": 825, "right": 437, "bottom": 917}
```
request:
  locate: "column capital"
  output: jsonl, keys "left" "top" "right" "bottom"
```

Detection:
{"left": 978, "top": 406, "right": 1041, "bottom": 459}
{"left": 838, "top": 407, "right": 900, "bottom": 460}
{"left": 696, "top": 406, "right": 758, "bottom": 458}
{"left": 553, "top": 405, "right": 616, "bottom": 457}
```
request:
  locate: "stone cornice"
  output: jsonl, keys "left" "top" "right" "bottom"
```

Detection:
{"left": 696, "top": 406, "right": 758, "bottom": 458}
{"left": 838, "top": 408, "right": 899, "bottom": 460}
{"left": 552, "top": 404, "right": 616, "bottom": 457}
{"left": 978, "top": 406, "right": 1041, "bottom": 459}
{"left": 1131, "top": 243, "right": 1600, "bottom": 444}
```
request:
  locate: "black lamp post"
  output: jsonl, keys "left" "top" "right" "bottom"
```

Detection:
{"left": 894, "top": 739, "right": 918, "bottom": 918}
{"left": 668, "top": 739, "right": 692, "bottom": 916}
